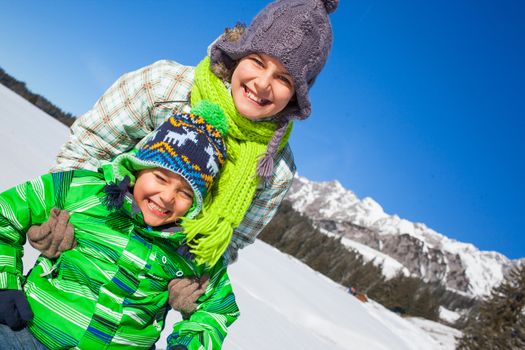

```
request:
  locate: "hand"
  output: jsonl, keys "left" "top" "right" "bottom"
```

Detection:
{"left": 168, "top": 275, "right": 209, "bottom": 314}
{"left": 0, "top": 290, "right": 34, "bottom": 330}
{"left": 27, "top": 208, "right": 77, "bottom": 259}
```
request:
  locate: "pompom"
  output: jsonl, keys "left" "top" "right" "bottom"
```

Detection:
{"left": 190, "top": 100, "right": 229, "bottom": 136}
{"left": 321, "top": 0, "right": 339, "bottom": 14}
{"left": 256, "top": 151, "right": 274, "bottom": 182}
{"left": 102, "top": 176, "right": 130, "bottom": 211}
{"left": 223, "top": 22, "right": 246, "bottom": 42}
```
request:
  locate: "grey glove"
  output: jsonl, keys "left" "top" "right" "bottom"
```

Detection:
{"left": 168, "top": 275, "right": 209, "bottom": 314}
{"left": 27, "top": 208, "right": 76, "bottom": 258}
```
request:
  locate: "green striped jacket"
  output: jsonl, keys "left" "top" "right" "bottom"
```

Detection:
{"left": 0, "top": 162, "right": 239, "bottom": 349}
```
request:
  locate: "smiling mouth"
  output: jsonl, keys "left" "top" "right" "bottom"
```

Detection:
{"left": 147, "top": 199, "right": 171, "bottom": 217}
{"left": 243, "top": 84, "right": 271, "bottom": 106}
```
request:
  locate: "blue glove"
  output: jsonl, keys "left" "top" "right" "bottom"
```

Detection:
{"left": 0, "top": 290, "right": 34, "bottom": 330}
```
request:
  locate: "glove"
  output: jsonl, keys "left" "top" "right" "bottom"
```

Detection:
{"left": 0, "top": 290, "right": 34, "bottom": 330}
{"left": 168, "top": 275, "right": 209, "bottom": 314}
{"left": 27, "top": 208, "right": 77, "bottom": 258}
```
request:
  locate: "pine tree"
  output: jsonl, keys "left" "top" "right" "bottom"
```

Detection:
{"left": 457, "top": 264, "right": 525, "bottom": 349}
{"left": 411, "top": 287, "right": 440, "bottom": 321}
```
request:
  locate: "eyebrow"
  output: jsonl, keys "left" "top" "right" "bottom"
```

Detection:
{"left": 252, "top": 54, "right": 292, "bottom": 79}
{"left": 279, "top": 71, "right": 293, "bottom": 79}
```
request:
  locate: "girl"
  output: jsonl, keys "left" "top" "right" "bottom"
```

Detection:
{"left": 28, "top": 0, "right": 338, "bottom": 324}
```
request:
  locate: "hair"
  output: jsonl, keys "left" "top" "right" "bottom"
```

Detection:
{"left": 210, "top": 23, "right": 246, "bottom": 82}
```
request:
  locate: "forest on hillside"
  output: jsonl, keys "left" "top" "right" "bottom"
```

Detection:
{"left": 259, "top": 201, "right": 478, "bottom": 325}
{"left": 0, "top": 67, "right": 75, "bottom": 126}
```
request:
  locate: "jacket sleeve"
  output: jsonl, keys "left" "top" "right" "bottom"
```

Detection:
{"left": 0, "top": 173, "right": 59, "bottom": 290}
{"left": 223, "top": 143, "right": 297, "bottom": 264}
{"left": 166, "top": 262, "right": 240, "bottom": 350}
{"left": 51, "top": 60, "right": 193, "bottom": 173}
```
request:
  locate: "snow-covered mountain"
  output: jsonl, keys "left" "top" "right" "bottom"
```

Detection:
{"left": 287, "top": 175, "right": 522, "bottom": 298}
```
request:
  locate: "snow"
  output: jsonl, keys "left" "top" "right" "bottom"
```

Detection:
{"left": 1, "top": 84, "right": 461, "bottom": 349}
{"left": 158, "top": 242, "right": 458, "bottom": 350}
{"left": 442, "top": 239, "right": 506, "bottom": 296}
{"left": 320, "top": 228, "right": 410, "bottom": 279}
{"left": 0, "top": 84, "right": 69, "bottom": 187}
{"left": 406, "top": 317, "right": 462, "bottom": 350}
{"left": 439, "top": 306, "right": 462, "bottom": 324}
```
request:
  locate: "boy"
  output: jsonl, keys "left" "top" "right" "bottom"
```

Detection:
{"left": 0, "top": 102, "right": 238, "bottom": 349}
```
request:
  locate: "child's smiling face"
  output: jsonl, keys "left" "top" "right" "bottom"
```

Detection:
{"left": 133, "top": 168, "right": 194, "bottom": 227}
{"left": 231, "top": 53, "right": 295, "bottom": 120}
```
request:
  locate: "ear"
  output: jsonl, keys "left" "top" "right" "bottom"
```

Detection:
{"left": 211, "top": 62, "right": 234, "bottom": 82}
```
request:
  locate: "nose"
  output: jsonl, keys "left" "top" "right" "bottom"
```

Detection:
{"left": 159, "top": 190, "right": 175, "bottom": 205}
{"left": 254, "top": 71, "right": 272, "bottom": 92}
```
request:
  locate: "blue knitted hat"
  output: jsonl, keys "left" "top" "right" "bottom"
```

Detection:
{"left": 110, "top": 101, "right": 228, "bottom": 219}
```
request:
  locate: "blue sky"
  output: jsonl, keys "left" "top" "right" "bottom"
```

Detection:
{"left": 1, "top": 0, "right": 524, "bottom": 259}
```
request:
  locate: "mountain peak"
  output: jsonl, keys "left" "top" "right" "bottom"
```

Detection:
{"left": 286, "top": 175, "right": 515, "bottom": 297}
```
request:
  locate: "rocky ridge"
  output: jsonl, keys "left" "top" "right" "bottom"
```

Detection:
{"left": 286, "top": 175, "right": 522, "bottom": 297}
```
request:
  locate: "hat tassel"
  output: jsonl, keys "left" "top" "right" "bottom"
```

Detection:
{"left": 102, "top": 176, "right": 131, "bottom": 211}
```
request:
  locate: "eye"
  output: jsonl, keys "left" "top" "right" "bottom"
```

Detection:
{"left": 154, "top": 173, "right": 167, "bottom": 182}
{"left": 250, "top": 56, "right": 264, "bottom": 67}
{"left": 180, "top": 190, "right": 194, "bottom": 200}
{"left": 278, "top": 75, "right": 292, "bottom": 87}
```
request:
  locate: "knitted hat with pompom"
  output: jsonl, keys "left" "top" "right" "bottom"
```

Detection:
{"left": 210, "top": 0, "right": 339, "bottom": 121}
{"left": 210, "top": 0, "right": 338, "bottom": 180}
{"left": 106, "top": 101, "right": 228, "bottom": 220}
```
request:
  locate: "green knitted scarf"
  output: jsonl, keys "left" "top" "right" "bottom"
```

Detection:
{"left": 182, "top": 57, "right": 292, "bottom": 266}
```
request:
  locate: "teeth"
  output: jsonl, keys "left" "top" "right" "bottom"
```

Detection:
{"left": 245, "top": 86, "right": 268, "bottom": 105}
{"left": 148, "top": 200, "right": 168, "bottom": 214}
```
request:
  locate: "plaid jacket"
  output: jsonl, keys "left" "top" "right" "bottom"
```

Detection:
{"left": 51, "top": 60, "right": 297, "bottom": 263}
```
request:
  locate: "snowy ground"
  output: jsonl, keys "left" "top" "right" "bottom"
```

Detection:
{"left": 2, "top": 84, "right": 461, "bottom": 349}
{"left": 0, "top": 84, "right": 69, "bottom": 186}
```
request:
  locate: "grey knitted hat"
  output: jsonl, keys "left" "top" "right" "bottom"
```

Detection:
{"left": 210, "top": 0, "right": 338, "bottom": 121}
